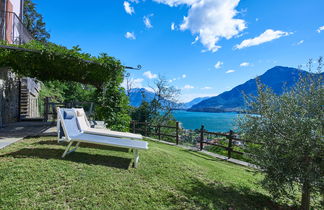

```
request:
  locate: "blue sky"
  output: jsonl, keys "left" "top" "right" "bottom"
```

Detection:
{"left": 34, "top": 0, "right": 324, "bottom": 102}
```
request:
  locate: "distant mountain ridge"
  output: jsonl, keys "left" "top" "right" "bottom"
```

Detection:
{"left": 128, "top": 88, "right": 155, "bottom": 107}
{"left": 189, "top": 66, "right": 321, "bottom": 112}
{"left": 128, "top": 88, "right": 210, "bottom": 109}
{"left": 178, "top": 97, "right": 211, "bottom": 109}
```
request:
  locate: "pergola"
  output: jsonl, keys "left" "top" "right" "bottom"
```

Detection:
{"left": 0, "top": 43, "right": 141, "bottom": 88}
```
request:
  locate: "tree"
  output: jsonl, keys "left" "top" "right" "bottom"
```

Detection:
{"left": 131, "top": 76, "right": 181, "bottom": 124}
{"left": 124, "top": 73, "right": 134, "bottom": 97}
{"left": 238, "top": 59, "right": 323, "bottom": 209}
{"left": 95, "top": 81, "right": 131, "bottom": 132}
{"left": 23, "top": 0, "right": 50, "bottom": 42}
{"left": 147, "top": 75, "right": 181, "bottom": 124}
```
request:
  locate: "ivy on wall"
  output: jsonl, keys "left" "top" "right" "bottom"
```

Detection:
{"left": 0, "top": 41, "right": 131, "bottom": 131}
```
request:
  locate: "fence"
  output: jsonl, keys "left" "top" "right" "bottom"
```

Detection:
{"left": 131, "top": 121, "right": 256, "bottom": 160}
{"left": 43, "top": 97, "right": 94, "bottom": 122}
{"left": 131, "top": 121, "right": 180, "bottom": 144}
{"left": 0, "top": 11, "right": 33, "bottom": 44}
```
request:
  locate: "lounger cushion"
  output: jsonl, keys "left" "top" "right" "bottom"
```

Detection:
{"left": 64, "top": 110, "right": 75, "bottom": 119}
{"left": 60, "top": 108, "right": 81, "bottom": 137}
{"left": 83, "top": 128, "right": 143, "bottom": 140}
{"left": 71, "top": 133, "right": 148, "bottom": 150}
{"left": 76, "top": 110, "right": 84, "bottom": 117}
{"left": 74, "top": 108, "right": 142, "bottom": 140}
{"left": 75, "top": 108, "right": 91, "bottom": 127}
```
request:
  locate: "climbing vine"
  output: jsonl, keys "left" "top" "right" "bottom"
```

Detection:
{"left": 0, "top": 41, "right": 131, "bottom": 131}
{"left": 0, "top": 41, "right": 124, "bottom": 88}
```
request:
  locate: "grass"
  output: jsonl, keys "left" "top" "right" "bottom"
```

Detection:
{"left": 0, "top": 137, "right": 289, "bottom": 209}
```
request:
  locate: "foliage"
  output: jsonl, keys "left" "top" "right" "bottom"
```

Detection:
{"left": 130, "top": 101, "right": 151, "bottom": 123}
{"left": 238, "top": 59, "right": 323, "bottom": 208}
{"left": 0, "top": 41, "right": 124, "bottom": 88}
{"left": 37, "top": 80, "right": 97, "bottom": 116}
{"left": 131, "top": 76, "right": 180, "bottom": 125}
{"left": 0, "top": 136, "right": 292, "bottom": 209}
{"left": 95, "top": 82, "right": 131, "bottom": 131}
{"left": 38, "top": 80, "right": 96, "bottom": 103}
{"left": 0, "top": 41, "right": 130, "bottom": 130}
{"left": 23, "top": 0, "right": 50, "bottom": 42}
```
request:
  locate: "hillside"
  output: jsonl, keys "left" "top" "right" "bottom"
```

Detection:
{"left": 0, "top": 136, "right": 288, "bottom": 209}
{"left": 189, "top": 66, "right": 316, "bottom": 112}
{"left": 179, "top": 96, "right": 211, "bottom": 109}
{"left": 128, "top": 88, "right": 209, "bottom": 109}
{"left": 128, "top": 88, "right": 155, "bottom": 107}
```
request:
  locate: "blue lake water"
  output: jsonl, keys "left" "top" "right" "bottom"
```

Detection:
{"left": 172, "top": 110, "right": 241, "bottom": 132}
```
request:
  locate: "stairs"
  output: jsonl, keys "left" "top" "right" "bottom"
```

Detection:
{"left": 19, "top": 81, "right": 43, "bottom": 121}
{"left": 20, "top": 85, "right": 29, "bottom": 119}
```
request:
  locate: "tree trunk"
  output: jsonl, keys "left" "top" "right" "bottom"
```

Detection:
{"left": 301, "top": 181, "right": 311, "bottom": 210}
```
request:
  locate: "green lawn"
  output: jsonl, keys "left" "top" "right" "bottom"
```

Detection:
{"left": 0, "top": 137, "right": 288, "bottom": 209}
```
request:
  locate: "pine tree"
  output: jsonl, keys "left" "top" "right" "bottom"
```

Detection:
{"left": 23, "top": 0, "right": 50, "bottom": 42}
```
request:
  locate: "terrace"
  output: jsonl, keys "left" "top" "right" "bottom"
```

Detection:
{"left": 0, "top": 10, "right": 33, "bottom": 44}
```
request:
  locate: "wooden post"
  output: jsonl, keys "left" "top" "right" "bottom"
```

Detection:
{"left": 200, "top": 125, "right": 204, "bottom": 150}
{"left": 227, "top": 130, "right": 234, "bottom": 159}
{"left": 132, "top": 121, "right": 136, "bottom": 133}
{"left": 44, "top": 97, "right": 49, "bottom": 122}
{"left": 176, "top": 121, "right": 179, "bottom": 145}
{"left": 158, "top": 124, "right": 161, "bottom": 140}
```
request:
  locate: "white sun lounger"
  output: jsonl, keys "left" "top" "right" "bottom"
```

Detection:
{"left": 73, "top": 108, "right": 142, "bottom": 140}
{"left": 57, "top": 108, "right": 148, "bottom": 168}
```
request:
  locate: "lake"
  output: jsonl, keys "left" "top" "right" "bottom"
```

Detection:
{"left": 172, "top": 110, "right": 241, "bottom": 132}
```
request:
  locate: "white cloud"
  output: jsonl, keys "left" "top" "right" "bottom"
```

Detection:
{"left": 182, "top": 74, "right": 187, "bottom": 78}
{"left": 240, "top": 62, "right": 250, "bottom": 67}
{"left": 225, "top": 69, "right": 235, "bottom": 73}
{"left": 144, "top": 14, "right": 153, "bottom": 28}
{"left": 154, "top": 0, "right": 246, "bottom": 52}
{"left": 125, "top": 32, "right": 136, "bottom": 40}
{"left": 171, "top": 22, "right": 176, "bottom": 31}
{"left": 235, "top": 29, "right": 292, "bottom": 49}
{"left": 124, "top": 1, "right": 135, "bottom": 15}
{"left": 153, "top": 0, "right": 199, "bottom": 7}
{"left": 121, "top": 78, "right": 144, "bottom": 89}
{"left": 201, "top": 86, "right": 212, "bottom": 90}
{"left": 191, "top": 36, "right": 199, "bottom": 45}
{"left": 316, "top": 26, "right": 324, "bottom": 33}
{"left": 214, "top": 61, "right": 223, "bottom": 69}
{"left": 183, "top": 84, "right": 194, "bottom": 89}
{"left": 143, "top": 71, "right": 158, "bottom": 79}
{"left": 296, "top": 40, "right": 304, "bottom": 45}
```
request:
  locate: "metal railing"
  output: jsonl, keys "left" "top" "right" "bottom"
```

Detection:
{"left": 0, "top": 10, "right": 33, "bottom": 44}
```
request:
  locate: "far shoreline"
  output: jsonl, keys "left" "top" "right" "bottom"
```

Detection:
{"left": 172, "top": 109, "right": 243, "bottom": 114}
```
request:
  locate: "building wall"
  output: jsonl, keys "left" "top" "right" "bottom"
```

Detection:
{"left": 8, "top": 0, "right": 23, "bottom": 18}
{"left": 0, "top": 0, "right": 37, "bottom": 126}
{"left": 0, "top": 68, "right": 20, "bottom": 126}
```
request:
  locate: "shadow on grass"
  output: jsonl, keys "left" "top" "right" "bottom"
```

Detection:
{"left": 173, "top": 178, "right": 294, "bottom": 210}
{"left": 36, "top": 140, "right": 130, "bottom": 152}
{"left": 1, "top": 148, "right": 132, "bottom": 170}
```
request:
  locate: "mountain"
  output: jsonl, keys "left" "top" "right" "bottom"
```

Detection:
{"left": 128, "top": 88, "right": 155, "bottom": 107}
{"left": 128, "top": 88, "right": 210, "bottom": 109}
{"left": 189, "top": 66, "right": 318, "bottom": 112}
{"left": 179, "top": 97, "right": 211, "bottom": 109}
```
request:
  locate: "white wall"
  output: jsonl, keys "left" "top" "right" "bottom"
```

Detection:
{"left": 6, "top": 0, "right": 22, "bottom": 17}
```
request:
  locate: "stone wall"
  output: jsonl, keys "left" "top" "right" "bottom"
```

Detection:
{"left": 0, "top": 67, "right": 20, "bottom": 127}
